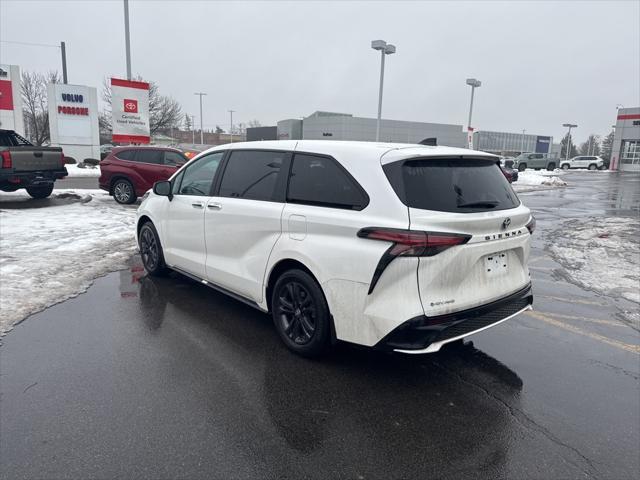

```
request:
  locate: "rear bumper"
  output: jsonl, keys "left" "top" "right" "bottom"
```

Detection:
{"left": 0, "top": 168, "right": 67, "bottom": 188}
{"left": 376, "top": 283, "right": 533, "bottom": 353}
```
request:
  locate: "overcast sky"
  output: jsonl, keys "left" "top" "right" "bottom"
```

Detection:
{"left": 1, "top": 0, "right": 638, "bottom": 143}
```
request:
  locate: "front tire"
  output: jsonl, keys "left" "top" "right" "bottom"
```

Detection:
{"left": 272, "top": 269, "right": 331, "bottom": 357}
{"left": 26, "top": 184, "right": 53, "bottom": 199}
{"left": 113, "top": 178, "right": 137, "bottom": 204}
{"left": 547, "top": 162, "right": 556, "bottom": 171}
{"left": 518, "top": 163, "right": 527, "bottom": 172}
{"left": 561, "top": 163, "right": 570, "bottom": 170}
{"left": 588, "top": 164, "right": 597, "bottom": 170}
{"left": 138, "top": 222, "right": 168, "bottom": 276}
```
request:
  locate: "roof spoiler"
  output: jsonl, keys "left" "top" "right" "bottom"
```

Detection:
{"left": 419, "top": 137, "right": 437, "bottom": 146}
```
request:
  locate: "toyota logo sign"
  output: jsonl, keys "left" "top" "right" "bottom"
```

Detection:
{"left": 124, "top": 99, "right": 138, "bottom": 113}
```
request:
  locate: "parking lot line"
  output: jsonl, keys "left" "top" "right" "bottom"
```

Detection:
{"left": 524, "top": 310, "right": 640, "bottom": 354}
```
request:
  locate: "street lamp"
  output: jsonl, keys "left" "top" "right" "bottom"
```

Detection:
{"left": 194, "top": 92, "right": 207, "bottom": 144}
{"left": 562, "top": 123, "right": 578, "bottom": 161}
{"left": 371, "top": 39, "right": 396, "bottom": 142}
{"left": 521, "top": 129, "right": 526, "bottom": 154}
{"left": 466, "top": 78, "right": 481, "bottom": 148}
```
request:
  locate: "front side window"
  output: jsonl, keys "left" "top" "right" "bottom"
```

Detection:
{"left": 164, "top": 151, "right": 186, "bottom": 166}
{"left": 171, "top": 170, "right": 185, "bottom": 195}
{"left": 177, "top": 152, "right": 224, "bottom": 196}
{"left": 135, "top": 150, "right": 163, "bottom": 164}
{"left": 218, "top": 150, "right": 285, "bottom": 201}
{"left": 287, "top": 154, "right": 368, "bottom": 210}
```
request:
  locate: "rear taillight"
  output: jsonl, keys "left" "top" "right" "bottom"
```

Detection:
{"left": 526, "top": 216, "right": 536, "bottom": 235}
{"left": 1, "top": 151, "right": 12, "bottom": 169}
{"left": 358, "top": 227, "right": 471, "bottom": 294}
{"left": 60, "top": 152, "right": 65, "bottom": 167}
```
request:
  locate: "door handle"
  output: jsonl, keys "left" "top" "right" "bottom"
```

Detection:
{"left": 207, "top": 202, "right": 222, "bottom": 210}
{"left": 191, "top": 202, "right": 204, "bottom": 209}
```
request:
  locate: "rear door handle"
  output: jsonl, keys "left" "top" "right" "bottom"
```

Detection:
{"left": 207, "top": 202, "right": 222, "bottom": 210}
{"left": 192, "top": 202, "right": 204, "bottom": 209}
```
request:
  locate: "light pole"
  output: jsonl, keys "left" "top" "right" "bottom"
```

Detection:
{"left": 123, "top": 0, "right": 132, "bottom": 80}
{"left": 190, "top": 115, "right": 195, "bottom": 144}
{"left": 194, "top": 93, "right": 207, "bottom": 144}
{"left": 228, "top": 110, "right": 235, "bottom": 143}
{"left": 371, "top": 39, "right": 396, "bottom": 142}
{"left": 521, "top": 129, "right": 526, "bottom": 154}
{"left": 562, "top": 123, "right": 577, "bottom": 161}
{"left": 466, "top": 78, "right": 481, "bottom": 148}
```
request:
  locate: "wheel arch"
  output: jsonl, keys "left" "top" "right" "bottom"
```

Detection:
{"left": 265, "top": 257, "right": 338, "bottom": 345}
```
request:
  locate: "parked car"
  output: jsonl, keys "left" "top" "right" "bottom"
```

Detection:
{"left": 136, "top": 141, "right": 534, "bottom": 357}
{"left": 99, "top": 146, "right": 188, "bottom": 204}
{"left": 500, "top": 165, "right": 519, "bottom": 183}
{"left": 0, "top": 129, "right": 67, "bottom": 199}
{"left": 560, "top": 155, "right": 605, "bottom": 170}
{"left": 512, "top": 153, "right": 559, "bottom": 171}
{"left": 500, "top": 156, "right": 515, "bottom": 168}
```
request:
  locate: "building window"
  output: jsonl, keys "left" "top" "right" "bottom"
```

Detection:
{"left": 621, "top": 140, "right": 640, "bottom": 165}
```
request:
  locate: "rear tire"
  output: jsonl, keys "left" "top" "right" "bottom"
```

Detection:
{"left": 518, "top": 163, "right": 527, "bottom": 172}
{"left": 588, "top": 164, "right": 597, "bottom": 170}
{"left": 547, "top": 162, "right": 555, "bottom": 171}
{"left": 138, "top": 222, "right": 168, "bottom": 276}
{"left": 26, "top": 184, "right": 54, "bottom": 199}
{"left": 113, "top": 178, "right": 137, "bottom": 204}
{"left": 561, "top": 163, "right": 570, "bottom": 170}
{"left": 271, "top": 269, "right": 331, "bottom": 357}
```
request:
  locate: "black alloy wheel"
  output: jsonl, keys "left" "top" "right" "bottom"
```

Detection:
{"left": 139, "top": 222, "right": 167, "bottom": 276}
{"left": 272, "top": 269, "right": 330, "bottom": 356}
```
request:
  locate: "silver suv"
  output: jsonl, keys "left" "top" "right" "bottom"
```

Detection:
{"left": 511, "top": 153, "right": 559, "bottom": 171}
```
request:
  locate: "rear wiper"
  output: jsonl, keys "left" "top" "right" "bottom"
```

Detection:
{"left": 457, "top": 201, "right": 499, "bottom": 208}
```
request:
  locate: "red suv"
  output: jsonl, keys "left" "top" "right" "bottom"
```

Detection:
{"left": 99, "top": 147, "right": 188, "bottom": 204}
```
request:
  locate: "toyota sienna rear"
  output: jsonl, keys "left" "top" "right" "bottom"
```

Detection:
{"left": 136, "top": 141, "right": 533, "bottom": 356}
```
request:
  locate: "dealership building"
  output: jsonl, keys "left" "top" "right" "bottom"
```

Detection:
{"left": 472, "top": 130, "right": 554, "bottom": 156}
{"left": 610, "top": 107, "right": 640, "bottom": 172}
{"left": 276, "top": 111, "right": 467, "bottom": 147}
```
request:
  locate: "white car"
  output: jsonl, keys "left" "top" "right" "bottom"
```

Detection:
{"left": 136, "top": 141, "right": 534, "bottom": 357}
{"left": 560, "top": 155, "right": 605, "bottom": 170}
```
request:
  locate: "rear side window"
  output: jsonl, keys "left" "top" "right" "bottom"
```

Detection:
{"left": 384, "top": 158, "right": 519, "bottom": 213}
{"left": 218, "top": 150, "right": 286, "bottom": 201}
{"left": 135, "top": 150, "right": 163, "bottom": 164}
{"left": 116, "top": 150, "right": 137, "bottom": 161}
{"left": 287, "top": 154, "right": 368, "bottom": 210}
{"left": 164, "top": 151, "right": 186, "bottom": 165}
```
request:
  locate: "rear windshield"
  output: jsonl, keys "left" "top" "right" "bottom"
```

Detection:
{"left": 384, "top": 158, "right": 520, "bottom": 213}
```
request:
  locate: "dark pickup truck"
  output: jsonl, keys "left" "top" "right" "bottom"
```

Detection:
{"left": 0, "top": 129, "right": 68, "bottom": 199}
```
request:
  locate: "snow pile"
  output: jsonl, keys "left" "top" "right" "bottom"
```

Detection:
{"left": 516, "top": 170, "right": 568, "bottom": 187}
{"left": 549, "top": 216, "right": 640, "bottom": 305}
{"left": 65, "top": 163, "right": 101, "bottom": 178}
{"left": 0, "top": 190, "right": 137, "bottom": 335}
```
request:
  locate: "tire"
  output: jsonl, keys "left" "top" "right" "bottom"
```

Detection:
{"left": 547, "top": 162, "right": 555, "bottom": 171}
{"left": 26, "top": 183, "right": 54, "bottom": 199}
{"left": 588, "top": 164, "right": 597, "bottom": 171}
{"left": 561, "top": 163, "right": 570, "bottom": 170}
{"left": 112, "top": 178, "right": 137, "bottom": 204}
{"left": 271, "top": 269, "right": 331, "bottom": 357}
{"left": 518, "top": 163, "right": 527, "bottom": 172}
{"left": 138, "top": 222, "right": 168, "bottom": 276}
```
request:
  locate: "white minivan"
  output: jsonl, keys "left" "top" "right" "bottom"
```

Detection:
{"left": 136, "top": 141, "right": 534, "bottom": 356}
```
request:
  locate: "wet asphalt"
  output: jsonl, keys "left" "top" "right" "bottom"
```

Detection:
{"left": 1, "top": 172, "right": 639, "bottom": 479}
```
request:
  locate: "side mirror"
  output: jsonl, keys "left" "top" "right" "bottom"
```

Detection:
{"left": 153, "top": 180, "right": 172, "bottom": 199}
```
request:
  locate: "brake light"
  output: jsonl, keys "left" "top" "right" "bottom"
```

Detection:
{"left": 1, "top": 151, "right": 12, "bottom": 169}
{"left": 526, "top": 216, "right": 536, "bottom": 235}
{"left": 358, "top": 227, "right": 471, "bottom": 294}
{"left": 60, "top": 152, "right": 65, "bottom": 167}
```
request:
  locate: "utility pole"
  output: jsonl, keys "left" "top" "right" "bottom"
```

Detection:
{"left": 194, "top": 93, "right": 207, "bottom": 144}
{"left": 229, "top": 110, "right": 235, "bottom": 143}
{"left": 60, "top": 41, "right": 68, "bottom": 84}
{"left": 562, "top": 123, "right": 578, "bottom": 161}
{"left": 521, "top": 129, "right": 526, "bottom": 154}
{"left": 123, "top": 0, "right": 132, "bottom": 80}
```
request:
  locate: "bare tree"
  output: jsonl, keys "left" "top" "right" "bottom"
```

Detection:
{"left": 100, "top": 76, "right": 183, "bottom": 137}
{"left": 21, "top": 70, "right": 60, "bottom": 145}
{"left": 579, "top": 134, "right": 601, "bottom": 156}
{"left": 247, "top": 119, "right": 262, "bottom": 128}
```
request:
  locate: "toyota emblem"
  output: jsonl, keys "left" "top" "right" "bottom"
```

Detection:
{"left": 502, "top": 218, "right": 511, "bottom": 229}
